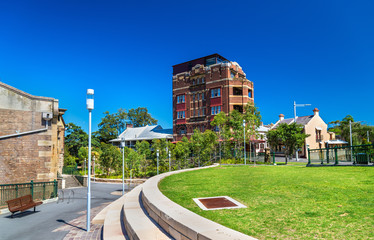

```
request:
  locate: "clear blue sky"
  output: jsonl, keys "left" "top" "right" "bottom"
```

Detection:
{"left": 1, "top": 0, "right": 373, "bottom": 132}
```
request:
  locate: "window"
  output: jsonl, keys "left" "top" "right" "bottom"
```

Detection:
{"left": 231, "top": 72, "right": 235, "bottom": 79}
{"left": 211, "top": 88, "right": 221, "bottom": 98}
{"left": 179, "top": 128, "right": 186, "bottom": 134}
{"left": 177, "top": 95, "right": 185, "bottom": 103}
{"left": 211, "top": 106, "right": 221, "bottom": 115}
{"left": 248, "top": 90, "right": 252, "bottom": 98}
{"left": 202, "top": 77, "right": 205, "bottom": 83}
{"left": 177, "top": 111, "right": 185, "bottom": 119}
{"left": 193, "top": 94, "right": 195, "bottom": 101}
{"left": 233, "top": 87, "right": 243, "bottom": 96}
{"left": 202, "top": 108, "right": 205, "bottom": 115}
{"left": 197, "top": 78, "right": 200, "bottom": 84}
{"left": 202, "top": 93, "right": 205, "bottom": 101}
{"left": 192, "top": 80, "right": 195, "bottom": 85}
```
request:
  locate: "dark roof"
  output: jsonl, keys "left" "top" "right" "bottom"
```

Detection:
{"left": 172, "top": 53, "right": 229, "bottom": 67}
{"left": 272, "top": 115, "right": 314, "bottom": 129}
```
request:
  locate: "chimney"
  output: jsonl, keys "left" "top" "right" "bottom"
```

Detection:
{"left": 127, "top": 124, "right": 133, "bottom": 129}
{"left": 313, "top": 108, "right": 319, "bottom": 116}
{"left": 279, "top": 114, "right": 284, "bottom": 121}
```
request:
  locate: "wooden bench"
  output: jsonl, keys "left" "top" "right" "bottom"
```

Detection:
{"left": 6, "top": 195, "right": 42, "bottom": 217}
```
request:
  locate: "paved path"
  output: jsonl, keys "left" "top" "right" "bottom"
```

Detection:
{"left": 0, "top": 182, "right": 135, "bottom": 240}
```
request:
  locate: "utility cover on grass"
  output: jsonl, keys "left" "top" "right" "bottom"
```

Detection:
{"left": 193, "top": 196, "right": 247, "bottom": 211}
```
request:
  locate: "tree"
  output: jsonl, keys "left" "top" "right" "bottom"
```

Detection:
{"left": 266, "top": 123, "right": 309, "bottom": 164}
{"left": 65, "top": 123, "right": 88, "bottom": 158}
{"left": 329, "top": 115, "right": 374, "bottom": 145}
{"left": 152, "top": 138, "right": 168, "bottom": 172}
{"left": 174, "top": 137, "right": 190, "bottom": 169}
{"left": 135, "top": 140, "right": 151, "bottom": 174}
{"left": 96, "top": 109, "right": 127, "bottom": 143}
{"left": 201, "top": 130, "right": 218, "bottom": 165}
{"left": 128, "top": 107, "right": 158, "bottom": 127}
{"left": 190, "top": 129, "right": 204, "bottom": 167}
{"left": 211, "top": 112, "right": 228, "bottom": 162}
{"left": 243, "top": 104, "right": 262, "bottom": 163}
{"left": 99, "top": 142, "right": 121, "bottom": 176}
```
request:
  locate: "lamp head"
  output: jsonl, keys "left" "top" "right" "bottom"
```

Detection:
{"left": 86, "top": 89, "right": 94, "bottom": 110}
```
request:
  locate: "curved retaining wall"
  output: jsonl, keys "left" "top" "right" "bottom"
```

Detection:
{"left": 141, "top": 164, "right": 257, "bottom": 240}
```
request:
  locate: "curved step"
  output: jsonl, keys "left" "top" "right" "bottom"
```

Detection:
{"left": 123, "top": 185, "right": 172, "bottom": 240}
{"left": 141, "top": 164, "right": 257, "bottom": 240}
{"left": 103, "top": 195, "right": 128, "bottom": 240}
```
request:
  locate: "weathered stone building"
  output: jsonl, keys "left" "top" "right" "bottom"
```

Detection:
{"left": 0, "top": 81, "right": 66, "bottom": 184}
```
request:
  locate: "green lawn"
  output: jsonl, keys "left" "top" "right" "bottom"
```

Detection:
{"left": 159, "top": 165, "right": 374, "bottom": 239}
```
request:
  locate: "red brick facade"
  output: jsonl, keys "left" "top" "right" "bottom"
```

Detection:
{"left": 172, "top": 54, "right": 254, "bottom": 141}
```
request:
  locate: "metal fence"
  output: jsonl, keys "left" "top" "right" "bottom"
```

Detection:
{"left": 0, "top": 180, "right": 58, "bottom": 208}
{"left": 62, "top": 166, "right": 82, "bottom": 175}
{"left": 307, "top": 144, "right": 374, "bottom": 165}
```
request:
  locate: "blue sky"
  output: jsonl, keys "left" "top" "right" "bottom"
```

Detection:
{"left": 0, "top": 0, "right": 373, "bottom": 132}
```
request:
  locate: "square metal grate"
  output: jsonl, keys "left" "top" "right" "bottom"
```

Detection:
{"left": 193, "top": 196, "right": 247, "bottom": 211}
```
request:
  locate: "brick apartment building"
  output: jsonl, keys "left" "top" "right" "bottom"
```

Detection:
{"left": 0, "top": 81, "right": 66, "bottom": 184}
{"left": 172, "top": 54, "right": 254, "bottom": 141}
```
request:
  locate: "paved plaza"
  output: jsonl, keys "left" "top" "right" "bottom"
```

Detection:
{"left": 0, "top": 182, "right": 134, "bottom": 240}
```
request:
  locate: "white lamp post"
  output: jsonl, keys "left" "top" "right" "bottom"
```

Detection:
{"left": 157, "top": 149, "right": 159, "bottom": 175}
{"left": 243, "top": 119, "right": 246, "bottom": 165}
{"left": 168, "top": 151, "right": 171, "bottom": 172}
{"left": 120, "top": 138, "right": 125, "bottom": 195}
{"left": 86, "top": 89, "right": 94, "bottom": 232}
{"left": 293, "top": 101, "right": 311, "bottom": 161}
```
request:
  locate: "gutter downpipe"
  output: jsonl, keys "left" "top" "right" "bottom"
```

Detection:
{"left": 0, "top": 121, "right": 49, "bottom": 140}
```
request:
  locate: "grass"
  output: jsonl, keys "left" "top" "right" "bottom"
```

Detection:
{"left": 159, "top": 165, "right": 374, "bottom": 239}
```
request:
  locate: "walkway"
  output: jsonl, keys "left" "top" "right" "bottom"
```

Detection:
{"left": 0, "top": 182, "right": 134, "bottom": 240}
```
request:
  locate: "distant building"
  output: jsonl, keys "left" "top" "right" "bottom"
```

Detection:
{"left": 172, "top": 54, "right": 254, "bottom": 141}
{"left": 270, "top": 108, "right": 343, "bottom": 157}
{"left": 0, "top": 81, "right": 66, "bottom": 184}
{"left": 255, "top": 123, "right": 270, "bottom": 153}
{"left": 110, "top": 125, "right": 173, "bottom": 148}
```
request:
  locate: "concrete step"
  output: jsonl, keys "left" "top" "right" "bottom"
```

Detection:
{"left": 123, "top": 186, "right": 172, "bottom": 240}
{"left": 63, "top": 175, "right": 82, "bottom": 188}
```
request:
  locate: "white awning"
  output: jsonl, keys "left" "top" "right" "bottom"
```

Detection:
{"left": 315, "top": 127, "right": 322, "bottom": 130}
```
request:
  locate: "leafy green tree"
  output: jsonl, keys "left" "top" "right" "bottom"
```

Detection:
{"left": 152, "top": 138, "right": 168, "bottom": 172}
{"left": 99, "top": 142, "right": 121, "bottom": 176}
{"left": 190, "top": 129, "right": 204, "bottom": 167}
{"left": 243, "top": 104, "right": 262, "bottom": 162}
{"left": 329, "top": 115, "right": 374, "bottom": 145}
{"left": 211, "top": 112, "right": 228, "bottom": 162}
{"left": 266, "top": 123, "right": 309, "bottom": 164}
{"left": 174, "top": 137, "right": 190, "bottom": 169}
{"left": 64, "top": 148, "right": 77, "bottom": 167}
{"left": 96, "top": 109, "right": 127, "bottom": 143}
{"left": 135, "top": 140, "right": 151, "bottom": 174}
{"left": 201, "top": 130, "right": 218, "bottom": 165}
{"left": 128, "top": 107, "right": 158, "bottom": 127}
{"left": 228, "top": 110, "right": 244, "bottom": 158}
{"left": 65, "top": 123, "right": 88, "bottom": 158}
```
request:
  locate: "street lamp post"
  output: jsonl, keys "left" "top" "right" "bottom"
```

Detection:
{"left": 168, "top": 151, "right": 171, "bottom": 172}
{"left": 350, "top": 120, "right": 353, "bottom": 162}
{"left": 294, "top": 101, "right": 311, "bottom": 161}
{"left": 86, "top": 89, "right": 94, "bottom": 232}
{"left": 243, "top": 119, "right": 246, "bottom": 165}
{"left": 121, "top": 138, "right": 125, "bottom": 195}
{"left": 157, "top": 149, "right": 159, "bottom": 175}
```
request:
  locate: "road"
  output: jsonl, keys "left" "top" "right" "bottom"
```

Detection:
{"left": 0, "top": 182, "right": 134, "bottom": 240}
